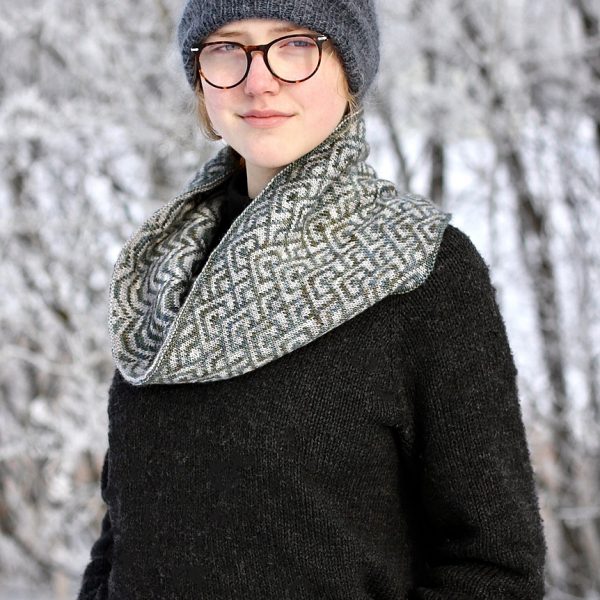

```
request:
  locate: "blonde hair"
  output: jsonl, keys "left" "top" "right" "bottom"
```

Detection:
{"left": 193, "top": 42, "right": 359, "bottom": 141}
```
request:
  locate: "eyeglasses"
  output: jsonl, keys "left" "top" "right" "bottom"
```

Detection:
{"left": 191, "top": 33, "right": 329, "bottom": 89}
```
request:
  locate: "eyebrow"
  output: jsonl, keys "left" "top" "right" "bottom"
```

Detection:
{"left": 208, "top": 24, "right": 312, "bottom": 39}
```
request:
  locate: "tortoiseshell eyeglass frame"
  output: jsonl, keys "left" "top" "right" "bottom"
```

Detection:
{"left": 191, "top": 33, "right": 329, "bottom": 90}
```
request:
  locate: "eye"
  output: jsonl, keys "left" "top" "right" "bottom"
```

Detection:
{"left": 277, "top": 37, "right": 317, "bottom": 51}
{"left": 206, "top": 42, "right": 240, "bottom": 54}
{"left": 286, "top": 39, "right": 311, "bottom": 47}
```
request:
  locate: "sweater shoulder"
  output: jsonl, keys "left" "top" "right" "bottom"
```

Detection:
{"left": 410, "top": 222, "right": 500, "bottom": 309}
{"left": 429, "top": 223, "right": 492, "bottom": 282}
{"left": 385, "top": 222, "right": 520, "bottom": 394}
{"left": 387, "top": 223, "right": 507, "bottom": 336}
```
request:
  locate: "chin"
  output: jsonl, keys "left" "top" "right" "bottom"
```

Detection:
{"left": 244, "top": 149, "right": 301, "bottom": 170}
{"left": 256, "top": 157, "right": 294, "bottom": 169}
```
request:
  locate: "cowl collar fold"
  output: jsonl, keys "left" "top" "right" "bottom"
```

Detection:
{"left": 109, "top": 109, "right": 451, "bottom": 385}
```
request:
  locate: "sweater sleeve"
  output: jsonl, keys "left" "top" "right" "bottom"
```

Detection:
{"left": 406, "top": 226, "right": 546, "bottom": 599}
{"left": 77, "top": 448, "right": 113, "bottom": 600}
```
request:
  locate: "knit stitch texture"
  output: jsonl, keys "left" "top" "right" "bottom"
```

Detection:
{"left": 176, "top": 0, "right": 380, "bottom": 98}
{"left": 109, "top": 111, "right": 451, "bottom": 385}
{"left": 78, "top": 221, "right": 546, "bottom": 599}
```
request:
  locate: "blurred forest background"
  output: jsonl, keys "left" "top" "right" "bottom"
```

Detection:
{"left": 1, "top": 0, "right": 599, "bottom": 598}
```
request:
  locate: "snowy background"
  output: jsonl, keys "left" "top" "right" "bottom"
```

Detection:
{"left": 1, "top": 0, "right": 599, "bottom": 598}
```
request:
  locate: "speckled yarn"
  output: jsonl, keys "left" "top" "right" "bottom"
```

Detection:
{"left": 107, "top": 110, "right": 450, "bottom": 385}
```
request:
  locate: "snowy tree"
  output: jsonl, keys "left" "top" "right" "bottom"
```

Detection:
{"left": 1, "top": 0, "right": 599, "bottom": 598}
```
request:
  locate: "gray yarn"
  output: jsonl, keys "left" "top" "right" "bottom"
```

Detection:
{"left": 176, "top": 0, "right": 380, "bottom": 100}
{"left": 109, "top": 109, "right": 451, "bottom": 385}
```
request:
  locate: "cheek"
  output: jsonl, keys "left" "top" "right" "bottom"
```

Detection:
{"left": 308, "top": 72, "right": 348, "bottom": 124}
{"left": 315, "top": 63, "right": 349, "bottom": 112}
{"left": 202, "top": 90, "right": 229, "bottom": 128}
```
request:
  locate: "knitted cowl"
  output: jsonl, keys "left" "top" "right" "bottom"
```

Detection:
{"left": 109, "top": 109, "right": 452, "bottom": 385}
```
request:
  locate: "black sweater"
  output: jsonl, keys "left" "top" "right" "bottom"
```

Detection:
{"left": 77, "top": 178, "right": 546, "bottom": 599}
{"left": 190, "top": 169, "right": 251, "bottom": 278}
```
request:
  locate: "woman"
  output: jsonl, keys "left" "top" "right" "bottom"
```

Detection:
{"left": 78, "top": 0, "right": 546, "bottom": 598}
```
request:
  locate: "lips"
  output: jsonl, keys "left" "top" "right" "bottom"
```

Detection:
{"left": 241, "top": 110, "right": 293, "bottom": 118}
{"left": 240, "top": 110, "right": 294, "bottom": 128}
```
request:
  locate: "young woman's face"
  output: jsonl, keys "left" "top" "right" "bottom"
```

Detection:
{"left": 200, "top": 19, "right": 349, "bottom": 180}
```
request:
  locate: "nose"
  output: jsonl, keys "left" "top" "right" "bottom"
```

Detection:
{"left": 243, "top": 51, "right": 280, "bottom": 95}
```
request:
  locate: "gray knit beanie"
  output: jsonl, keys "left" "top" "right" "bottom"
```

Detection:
{"left": 176, "top": 0, "right": 380, "bottom": 100}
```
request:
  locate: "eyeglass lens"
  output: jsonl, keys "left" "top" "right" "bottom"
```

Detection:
{"left": 199, "top": 36, "right": 321, "bottom": 88}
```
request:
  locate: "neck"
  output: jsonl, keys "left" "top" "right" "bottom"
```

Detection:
{"left": 245, "top": 163, "right": 283, "bottom": 199}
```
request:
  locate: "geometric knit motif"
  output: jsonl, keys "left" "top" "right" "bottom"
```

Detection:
{"left": 109, "top": 109, "right": 452, "bottom": 385}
